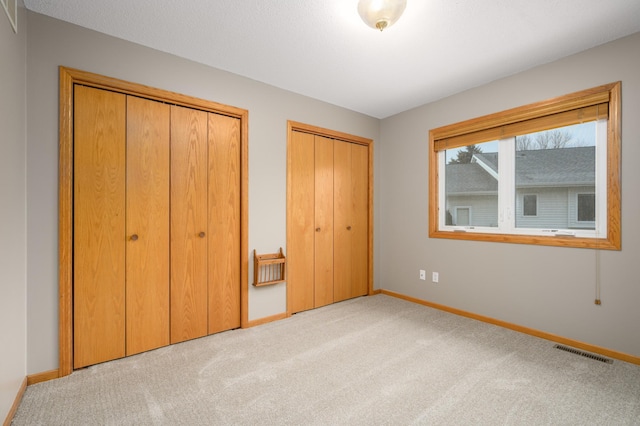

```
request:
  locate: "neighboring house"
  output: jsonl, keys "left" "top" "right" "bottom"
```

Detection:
{"left": 445, "top": 146, "right": 596, "bottom": 230}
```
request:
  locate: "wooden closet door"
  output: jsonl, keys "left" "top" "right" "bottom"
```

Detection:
{"left": 289, "top": 131, "right": 316, "bottom": 313}
{"left": 73, "top": 85, "right": 126, "bottom": 369}
{"left": 170, "top": 105, "right": 209, "bottom": 344}
{"left": 314, "top": 136, "right": 334, "bottom": 308}
{"left": 333, "top": 140, "right": 352, "bottom": 303}
{"left": 350, "top": 143, "right": 369, "bottom": 298}
{"left": 334, "top": 142, "right": 369, "bottom": 302}
{"left": 208, "top": 113, "right": 241, "bottom": 334}
{"left": 125, "top": 96, "right": 171, "bottom": 356}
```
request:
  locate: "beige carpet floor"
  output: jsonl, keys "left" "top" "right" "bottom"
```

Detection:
{"left": 12, "top": 294, "right": 640, "bottom": 425}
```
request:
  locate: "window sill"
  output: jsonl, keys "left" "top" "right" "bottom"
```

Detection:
{"left": 429, "top": 229, "right": 620, "bottom": 250}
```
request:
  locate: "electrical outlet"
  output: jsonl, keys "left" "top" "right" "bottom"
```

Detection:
{"left": 419, "top": 270, "right": 426, "bottom": 280}
{"left": 432, "top": 272, "right": 439, "bottom": 283}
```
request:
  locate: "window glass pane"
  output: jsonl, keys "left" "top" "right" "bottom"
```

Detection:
{"left": 578, "top": 194, "right": 596, "bottom": 222}
{"left": 456, "top": 207, "right": 470, "bottom": 225}
{"left": 523, "top": 195, "right": 537, "bottom": 216}
{"left": 445, "top": 141, "right": 498, "bottom": 227}
{"left": 514, "top": 122, "right": 596, "bottom": 230}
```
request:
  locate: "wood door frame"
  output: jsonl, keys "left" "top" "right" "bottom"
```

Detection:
{"left": 286, "top": 121, "right": 374, "bottom": 316}
{"left": 59, "top": 67, "right": 249, "bottom": 377}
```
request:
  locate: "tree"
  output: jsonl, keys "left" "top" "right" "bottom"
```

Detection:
{"left": 516, "top": 134, "right": 534, "bottom": 151}
{"left": 535, "top": 129, "right": 573, "bottom": 149}
{"left": 448, "top": 144, "right": 483, "bottom": 164}
{"left": 516, "top": 130, "right": 575, "bottom": 151}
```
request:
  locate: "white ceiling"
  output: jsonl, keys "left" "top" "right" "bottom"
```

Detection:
{"left": 23, "top": 0, "right": 640, "bottom": 119}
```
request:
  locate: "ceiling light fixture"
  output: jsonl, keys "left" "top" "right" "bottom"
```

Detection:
{"left": 357, "top": 0, "right": 407, "bottom": 32}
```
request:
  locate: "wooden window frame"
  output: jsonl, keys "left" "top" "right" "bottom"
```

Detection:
{"left": 429, "top": 82, "right": 621, "bottom": 250}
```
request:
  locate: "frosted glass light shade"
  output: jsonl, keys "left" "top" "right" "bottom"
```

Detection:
{"left": 357, "top": 0, "right": 407, "bottom": 31}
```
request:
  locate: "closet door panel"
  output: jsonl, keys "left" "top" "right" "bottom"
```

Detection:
{"left": 126, "top": 96, "right": 171, "bottom": 356}
{"left": 314, "top": 136, "right": 334, "bottom": 308}
{"left": 333, "top": 141, "right": 353, "bottom": 303}
{"left": 170, "top": 105, "right": 209, "bottom": 344}
{"left": 334, "top": 142, "right": 369, "bottom": 302}
{"left": 208, "top": 113, "right": 241, "bottom": 334}
{"left": 289, "top": 130, "right": 315, "bottom": 313}
{"left": 351, "top": 143, "right": 369, "bottom": 298}
{"left": 73, "top": 86, "right": 126, "bottom": 369}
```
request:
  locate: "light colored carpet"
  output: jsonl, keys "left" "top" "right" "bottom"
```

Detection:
{"left": 13, "top": 294, "right": 640, "bottom": 425}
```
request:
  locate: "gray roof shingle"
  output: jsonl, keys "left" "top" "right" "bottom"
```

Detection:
{"left": 446, "top": 163, "right": 498, "bottom": 194}
{"left": 446, "top": 146, "right": 595, "bottom": 194}
{"left": 515, "top": 146, "right": 594, "bottom": 187}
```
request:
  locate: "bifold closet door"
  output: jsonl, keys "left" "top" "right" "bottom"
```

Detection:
{"left": 289, "top": 130, "right": 370, "bottom": 315}
{"left": 170, "top": 105, "right": 209, "bottom": 344}
{"left": 288, "top": 132, "right": 335, "bottom": 312}
{"left": 125, "top": 96, "right": 171, "bottom": 356}
{"left": 208, "top": 113, "right": 241, "bottom": 334}
{"left": 72, "top": 81, "right": 243, "bottom": 368}
{"left": 73, "top": 85, "right": 126, "bottom": 369}
{"left": 314, "top": 136, "right": 335, "bottom": 308}
{"left": 289, "top": 131, "right": 315, "bottom": 313}
{"left": 350, "top": 143, "right": 369, "bottom": 299}
{"left": 333, "top": 141, "right": 368, "bottom": 302}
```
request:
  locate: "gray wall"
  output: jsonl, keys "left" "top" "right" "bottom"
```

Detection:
{"left": 25, "top": 11, "right": 380, "bottom": 374}
{"left": 0, "top": 7, "right": 27, "bottom": 422}
{"left": 21, "top": 9, "right": 640, "bottom": 380}
{"left": 379, "top": 31, "right": 640, "bottom": 358}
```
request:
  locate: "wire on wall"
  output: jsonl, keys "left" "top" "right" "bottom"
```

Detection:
{"left": 594, "top": 231, "right": 601, "bottom": 305}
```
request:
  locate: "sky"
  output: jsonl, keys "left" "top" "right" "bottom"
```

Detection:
{"left": 445, "top": 121, "right": 597, "bottom": 163}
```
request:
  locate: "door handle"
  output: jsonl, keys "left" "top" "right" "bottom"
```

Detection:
{"left": 130, "top": 234, "right": 139, "bottom": 241}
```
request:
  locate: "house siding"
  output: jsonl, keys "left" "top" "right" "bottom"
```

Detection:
{"left": 567, "top": 186, "right": 596, "bottom": 229}
{"left": 447, "top": 195, "right": 498, "bottom": 227}
{"left": 447, "top": 187, "right": 598, "bottom": 230}
{"left": 515, "top": 187, "right": 570, "bottom": 229}
{"left": 514, "top": 186, "right": 596, "bottom": 230}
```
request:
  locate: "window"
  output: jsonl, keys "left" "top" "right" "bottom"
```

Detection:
{"left": 577, "top": 194, "right": 596, "bottom": 222}
{"left": 429, "top": 82, "right": 621, "bottom": 250}
{"left": 523, "top": 195, "right": 537, "bottom": 217}
{"left": 455, "top": 207, "right": 471, "bottom": 226}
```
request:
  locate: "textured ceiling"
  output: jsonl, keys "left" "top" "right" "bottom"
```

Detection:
{"left": 23, "top": 0, "right": 640, "bottom": 118}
